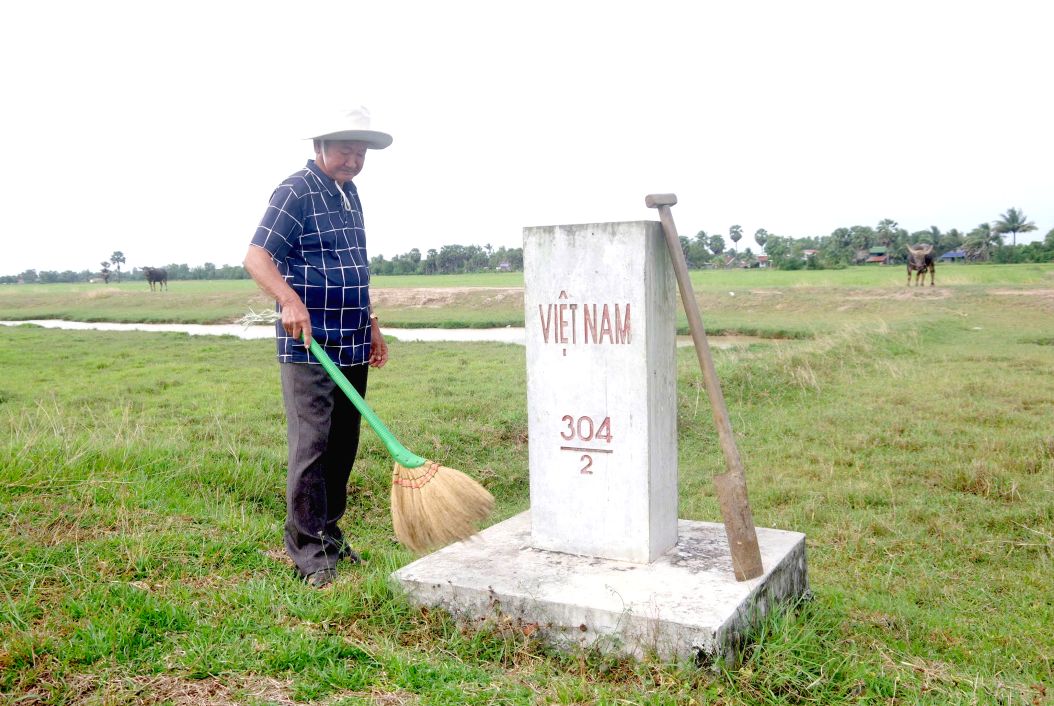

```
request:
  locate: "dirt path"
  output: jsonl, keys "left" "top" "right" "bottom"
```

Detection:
{"left": 372, "top": 287, "right": 522, "bottom": 308}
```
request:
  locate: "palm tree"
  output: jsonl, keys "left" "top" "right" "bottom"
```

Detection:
{"left": 99, "top": 260, "right": 111, "bottom": 284}
{"left": 708, "top": 234, "right": 725, "bottom": 256}
{"left": 942, "top": 228, "right": 964, "bottom": 251}
{"left": 963, "top": 223, "right": 1000, "bottom": 261}
{"left": 875, "top": 219, "right": 902, "bottom": 262}
{"left": 729, "top": 225, "right": 742, "bottom": 253}
{"left": 875, "top": 219, "right": 898, "bottom": 247}
{"left": 992, "top": 208, "right": 1037, "bottom": 247}
{"left": 849, "top": 226, "right": 874, "bottom": 252}
{"left": 110, "top": 251, "right": 126, "bottom": 282}
{"left": 754, "top": 228, "right": 768, "bottom": 248}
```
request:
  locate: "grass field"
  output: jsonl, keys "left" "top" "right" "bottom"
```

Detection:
{"left": 1, "top": 269, "right": 1052, "bottom": 704}
{"left": 2, "top": 264, "right": 1051, "bottom": 333}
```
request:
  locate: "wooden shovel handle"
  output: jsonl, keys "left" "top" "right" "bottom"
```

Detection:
{"left": 647, "top": 194, "right": 764, "bottom": 581}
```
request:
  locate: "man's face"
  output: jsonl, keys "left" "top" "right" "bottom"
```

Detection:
{"left": 316, "top": 140, "right": 368, "bottom": 184}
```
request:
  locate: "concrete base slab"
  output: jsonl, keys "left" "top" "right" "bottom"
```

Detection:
{"left": 391, "top": 511, "right": 808, "bottom": 665}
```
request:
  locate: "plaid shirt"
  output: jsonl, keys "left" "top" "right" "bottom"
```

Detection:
{"left": 251, "top": 160, "right": 372, "bottom": 366}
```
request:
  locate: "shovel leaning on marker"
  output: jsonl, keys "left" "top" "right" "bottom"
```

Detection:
{"left": 646, "top": 193, "right": 764, "bottom": 581}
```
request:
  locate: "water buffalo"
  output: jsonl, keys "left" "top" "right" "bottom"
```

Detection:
{"left": 905, "top": 244, "right": 934, "bottom": 286}
{"left": 143, "top": 267, "right": 168, "bottom": 292}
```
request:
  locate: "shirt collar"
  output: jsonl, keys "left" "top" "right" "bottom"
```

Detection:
{"left": 306, "top": 159, "right": 358, "bottom": 197}
{"left": 306, "top": 159, "right": 341, "bottom": 197}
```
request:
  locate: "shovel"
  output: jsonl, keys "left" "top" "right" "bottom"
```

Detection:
{"left": 647, "top": 193, "right": 764, "bottom": 581}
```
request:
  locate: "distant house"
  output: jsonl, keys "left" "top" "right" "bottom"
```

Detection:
{"left": 802, "top": 249, "right": 819, "bottom": 260}
{"left": 864, "top": 246, "right": 889, "bottom": 265}
{"left": 757, "top": 254, "right": 769, "bottom": 268}
{"left": 939, "top": 249, "right": 966, "bottom": 263}
{"left": 495, "top": 261, "right": 511, "bottom": 272}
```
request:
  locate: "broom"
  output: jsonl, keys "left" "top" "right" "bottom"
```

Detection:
{"left": 238, "top": 310, "right": 494, "bottom": 553}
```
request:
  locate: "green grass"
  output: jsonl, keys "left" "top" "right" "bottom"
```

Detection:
{"left": 372, "top": 273, "right": 525, "bottom": 289}
{"left": 1, "top": 275, "right": 1053, "bottom": 704}
{"left": 685, "top": 262, "right": 1054, "bottom": 288}
{"left": 0, "top": 277, "right": 527, "bottom": 329}
{"left": 0, "top": 280, "right": 271, "bottom": 324}
{"left": 3, "top": 264, "right": 1053, "bottom": 335}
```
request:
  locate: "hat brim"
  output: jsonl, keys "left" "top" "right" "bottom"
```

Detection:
{"left": 308, "top": 130, "right": 393, "bottom": 149}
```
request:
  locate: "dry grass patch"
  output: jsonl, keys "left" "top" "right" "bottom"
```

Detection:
{"left": 83, "top": 288, "right": 126, "bottom": 300}
{"left": 8, "top": 512, "right": 122, "bottom": 547}
{"left": 65, "top": 672, "right": 295, "bottom": 705}
{"left": 372, "top": 287, "right": 521, "bottom": 310}
{"left": 262, "top": 547, "right": 296, "bottom": 568}
{"left": 41, "top": 670, "right": 420, "bottom": 705}
{"left": 989, "top": 288, "right": 1054, "bottom": 298}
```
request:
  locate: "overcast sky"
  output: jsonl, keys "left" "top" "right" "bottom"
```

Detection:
{"left": 2, "top": 0, "right": 1051, "bottom": 275}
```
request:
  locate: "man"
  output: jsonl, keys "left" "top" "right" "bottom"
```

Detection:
{"left": 244, "top": 106, "right": 391, "bottom": 588}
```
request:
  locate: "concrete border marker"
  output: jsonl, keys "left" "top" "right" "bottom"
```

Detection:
{"left": 391, "top": 215, "right": 807, "bottom": 663}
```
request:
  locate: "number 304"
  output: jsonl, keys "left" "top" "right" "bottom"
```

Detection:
{"left": 559, "top": 415, "right": 612, "bottom": 443}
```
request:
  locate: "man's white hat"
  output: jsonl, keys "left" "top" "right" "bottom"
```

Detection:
{"left": 307, "top": 106, "right": 393, "bottom": 149}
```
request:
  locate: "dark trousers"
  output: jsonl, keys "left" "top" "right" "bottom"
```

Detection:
{"left": 280, "top": 361, "right": 367, "bottom": 576}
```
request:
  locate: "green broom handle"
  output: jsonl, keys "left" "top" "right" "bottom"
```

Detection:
{"left": 307, "top": 337, "right": 427, "bottom": 469}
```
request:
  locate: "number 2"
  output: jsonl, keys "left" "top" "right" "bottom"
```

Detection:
{"left": 580, "top": 454, "right": 593, "bottom": 474}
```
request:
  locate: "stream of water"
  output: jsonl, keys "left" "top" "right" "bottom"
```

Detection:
{"left": 1, "top": 320, "right": 766, "bottom": 348}
{"left": 0, "top": 319, "right": 526, "bottom": 343}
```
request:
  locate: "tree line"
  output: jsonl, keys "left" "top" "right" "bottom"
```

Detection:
{"left": 4, "top": 208, "right": 1050, "bottom": 283}
{"left": 4, "top": 262, "right": 252, "bottom": 285}
{"left": 369, "top": 244, "right": 523, "bottom": 276}
{"left": 3, "top": 244, "right": 526, "bottom": 284}
{"left": 680, "top": 208, "right": 1053, "bottom": 270}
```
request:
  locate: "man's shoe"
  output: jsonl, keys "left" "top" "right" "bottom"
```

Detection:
{"left": 304, "top": 567, "right": 337, "bottom": 588}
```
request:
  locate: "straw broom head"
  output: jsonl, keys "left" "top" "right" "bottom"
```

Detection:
{"left": 237, "top": 309, "right": 494, "bottom": 554}
{"left": 391, "top": 460, "right": 495, "bottom": 554}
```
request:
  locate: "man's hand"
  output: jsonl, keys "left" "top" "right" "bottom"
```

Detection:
{"left": 243, "top": 246, "right": 313, "bottom": 349}
{"left": 280, "top": 297, "right": 313, "bottom": 350}
{"left": 369, "top": 318, "right": 388, "bottom": 368}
